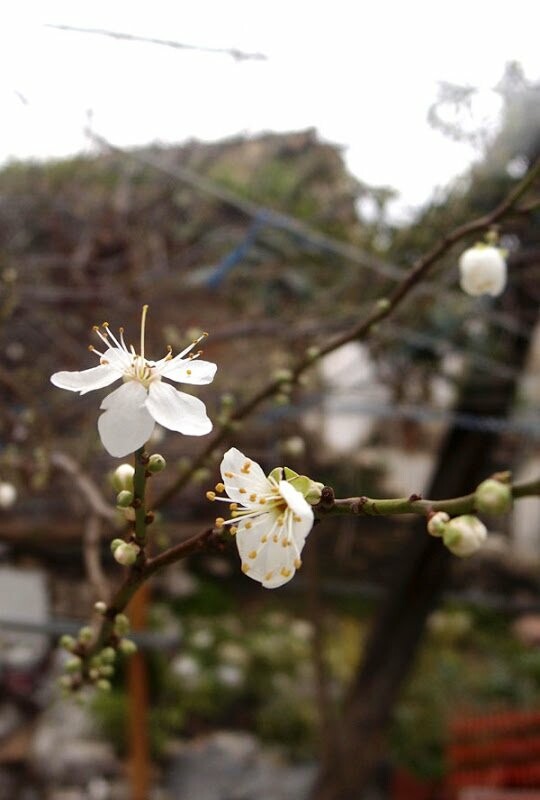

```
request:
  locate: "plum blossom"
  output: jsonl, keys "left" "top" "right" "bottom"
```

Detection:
{"left": 209, "top": 448, "right": 314, "bottom": 588}
{"left": 51, "top": 306, "right": 216, "bottom": 457}
{"left": 458, "top": 244, "right": 507, "bottom": 297}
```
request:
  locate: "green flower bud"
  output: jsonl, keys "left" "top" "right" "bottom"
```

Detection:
{"left": 113, "top": 542, "right": 140, "bottom": 566}
{"left": 443, "top": 515, "right": 488, "bottom": 558}
{"left": 475, "top": 479, "right": 512, "bottom": 515}
{"left": 274, "top": 393, "right": 290, "bottom": 406}
{"left": 112, "top": 463, "right": 134, "bottom": 493}
{"left": 89, "top": 668, "right": 100, "bottom": 681}
{"left": 273, "top": 368, "right": 294, "bottom": 383}
{"left": 65, "top": 656, "right": 82, "bottom": 673}
{"left": 60, "top": 634, "right": 76, "bottom": 652}
{"left": 100, "top": 647, "right": 117, "bottom": 664}
{"left": 116, "top": 490, "right": 134, "bottom": 507}
{"left": 99, "top": 664, "right": 115, "bottom": 677}
{"left": 78, "top": 626, "right": 93, "bottom": 644}
{"left": 96, "top": 679, "right": 112, "bottom": 692}
{"left": 114, "top": 614, "right": 130, "bottom": 636}
{"left": 110, "top": 538, "right": 125, "bottom": 553}
{"left": 147, "top": 453, "right": 166, "bottom": 473}
{"left": 119, "top": 638, "right": 138, "bottom": 655}
{"left": 427, "top": 511, "right": 450, "bottom": 537}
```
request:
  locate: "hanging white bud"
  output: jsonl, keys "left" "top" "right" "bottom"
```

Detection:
{"left": 0, "top": 482, "right": 17, "bottom": 509}
{"left": 427, "top": 511, "right": 450, "bottom": 537}
{"left": 458, "top": 244, "right": 506, "bottom": 297}
{"left": 112, "top": 464, "right": 135, "bottom": 493}
{"left": 443, "top": 515, "right": 488, "bottom": 557}
{"left": 475, "top": 479, "right": 512, "bottom": 515}
{"left": 113, "top": 542, "right": 140, "bottom": 566}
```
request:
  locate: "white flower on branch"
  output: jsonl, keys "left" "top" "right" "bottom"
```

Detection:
{"left": 211, "top": 448, "right": 314, "bottom": 588}
{"left": 51, "top": 306, "right": 216, "bottom": 457}
{"left": 458, "top": 244, "right": 507, "bottom": 297}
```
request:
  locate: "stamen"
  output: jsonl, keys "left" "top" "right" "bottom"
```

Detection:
{"left": 224, "top": 472, "right": 234, "bottom": 479}
{"left": 103, "top": 322, "right": 124, "bottom": 352}
{"left": 241, "top": 461, "right": 252, "bottom": 474}
{"left": 215, "top": 517, "right": 225, "bottom": 528}
{"left": 280, "top": 567, "right": 292, "bottom": 578}
{"left": 229, "top": 503, "right": 238, "bottom": 510}
{"left": 239, "top": 488, "right": 246, "bottom": 494}
{"left": 249, "top": 493, "right": 257, "bottom": 502}
{"left": 264, "top": 571, "right": 274, "bottom": 582}
{"left": 242, "top": 563, "right": 250, "bottom": 574}
{"left": 245, "top": 522, "right": 252, "bottom": 529}
{"left": 140, "top": 305, "right": 149, "bottom": 360}
{"left": 206, "top": 491, "right": 216, "bottom": 501}
{"left": 186, "top": 369, "right": 192, "bottom": 376}
{"left": 294, "top": 558, "right": 302, "bottom": 569}
{"left": 248, "top": 550, "right": 257, "bottom": 559}
{"left": 230, "top": 526, "right": 238, "bottom": 535}
{"left": 215, "top": 483, "right": 225, "bottom": 493}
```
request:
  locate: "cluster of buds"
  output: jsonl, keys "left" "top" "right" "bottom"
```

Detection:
{"left": 58, "top": 613, "right": 137, "bottom": 693}
{"left": 427, "top": 511, "right": 488, "bottom": 557}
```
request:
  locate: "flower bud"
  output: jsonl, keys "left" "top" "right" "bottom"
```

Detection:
{"left": 475, "top": 479, "right": 512, "bottom": 515}
{"left": 99, "top": 664, "right": 115, "bottom": 677}
{"left": 60, "top": 634, "right": 76, "bottom": 652}
{"left": 443, "top": 515, "right": 488, "bottom": 558}
{"left": 112, "top": 463, "right": 135, "bottom": 493}
{"left": 78, "top": 626, "right": 93, "bottom": 644}
{"left": 65, "top": 656, "right": 82, "bottom": 673}
{"left": 147, "top": 453, "right": 166, "bottom": 473}
{"left": 427, "top": 511, "right": 450, "bottom": 537}
{"left": 110, "top": 538, "right": 125, "bottom": 554}
{"left": 0, "top": 482, "right": 17, "bottom": 509}
{"left": 273, "top": 368, "right": 294, "bottom": 383}
{"left": 119, "top": 638, "right": 138, "bottom": 655}
{"left": 114, "top": 614, "right": 130, "bottom": 636}
{"left": 94, "top": 601, "right": 107, "bottom": 615}
{"left": 96, "top": 679, "right": 112, "bottom": 692}
{"left": 113, "top": 542, "right": 140, "bottom": 566}
{"left": 458, "top": 244, "right": 506, "bottom": 297}
{"left": 100, "top": 647, "right": 117, "bottom": 664}
{"left": 116, "top": 490, "right": 134, "bottom": 508}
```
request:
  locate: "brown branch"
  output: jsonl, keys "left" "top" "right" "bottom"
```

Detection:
{"left": 155, "top": 156, "right": 540, "bottom": 508}
{"left": 83, "top": 515, "right": 110, "bottom": 602}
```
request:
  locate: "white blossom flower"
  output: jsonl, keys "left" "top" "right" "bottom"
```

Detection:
{"left": 458, "top": 245, "right": 507, "bottom": 297}
{"left": 443, "top": 514, "right": 488, "bottom": 557}
{"left": 0, "top": 482, "right": 17, "bottom": 509}
{"left": 210, "top": 448, "right": 314, "bottom": 588}
{"left": 50, "top": 306, "right": 216, "bottom": 458}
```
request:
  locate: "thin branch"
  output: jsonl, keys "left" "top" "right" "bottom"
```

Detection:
{"left": 46, "top": 24, "right": 267, "bottom": 61}
{"left": 50, "top": 451, "right": 116, "bottom": 521}
{"left": 83, "top": 515, "right": 110, "bottom": 602}
{"left": 155, "top": 156, "right": 540, "bottom": 507}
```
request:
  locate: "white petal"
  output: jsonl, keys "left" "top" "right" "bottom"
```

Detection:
{"left": 235, "top": 511, "right": 306, "bottom": 589}
{"left": 101, "top": 346, "right": 132, "bottom": 371}
{"left": 51, "top": 364, "right": 121, "bottom": 395}
{"left": 98, "top": 382, "right": 155, "bottom": 457}
{"left": 220, "top": 448, "right": 272, "bottom": 505}
{"left": 160, "top": 358, "right": 217, "bottom": 385}
{"left": 459, "top": 247, "right": 506, "bottom": 297}
{"left": 278, "top": 480, "right": 313, "bottom": 520}
{"left": 146, "top": 381, "right": 212, "bottom": 436}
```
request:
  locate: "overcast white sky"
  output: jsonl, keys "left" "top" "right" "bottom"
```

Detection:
{"left": 0, "top": 1, "right": 538, "bottom": 217}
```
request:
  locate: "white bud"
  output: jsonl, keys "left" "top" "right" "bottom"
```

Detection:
{"left": 0, "top": 482, "right": 17, "bottom": 509}
{"left": 112, "top": 463, "right": 135, "bottom": 493}
{"left": 458, "top": 245, "right": 506, "bottom": 297}
{"left": 443, "top": 515, "right": 488, "bottom": 558}
{"left": 427, "top": 511, "right": 450, "bottom": 537}
{"left": 475, "top": 479, "right": 512, "bottom": 515}
{"left": 113, "top": 542, "right": 140, "bottom": 566}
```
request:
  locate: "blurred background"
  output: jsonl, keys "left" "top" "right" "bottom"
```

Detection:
{"left": 1, "top": 2, "right": 540, "bottom": 799}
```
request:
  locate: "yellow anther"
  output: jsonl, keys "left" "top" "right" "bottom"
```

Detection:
{"left": 215, "top": 483, "right": 225, "bottom": 493}
{"left": 239, "top": 488, "right": 247, "bottom": 494}
{"left": 259, "top": 498, "right": 267, "bottom": 505}
{"left": 206, "top": 491, "right": 216, "bottom": 501}
{"left": 261, "top": 535, "right": 268, "bottom": 543}
{"left": 271, "top": 487, "right": 279, "bottom": 494}
{"left": 215, "top": 517, "right": 225, "bottom": 528}
{"left": 280, "top": 567, "right": 292, "bottom": 578}
{"left": 249, "top": 493, "right": 257, "bottom": 502}
{"left": 264, "top": 571, "right": 274, "bottom": 581}
{"left": 224, "top": 471, "right": 234, "bottom": 479}
{"left": 241, "top": 461, "right": 251, "bottom": 474}
{"left": 293, "top": 515, "right": 302, "bottom": 523}
{"left": 245, "top": 522, "right": 252, "bottom": 530}
{"left": 92, "top": 325, "right": 99, "bottom": 332}
{"left": 102, "top": 321, "right": 109, "bottom": 327}
{"left": 242, "top": 563, "right": 250, "bottom": 574}
{"left": 248, "top": 550, "right": 257, "bottom": 559}
{"left": 272, "top": 534, "right": 279, "bottom": 543}
{"left": 281, "top": 539, "right": 289, "bottom": 548}
{"left": 230, "top": 526, "right": 238, "bottom": 535}
{"left": 294, "top": 558, "right": 302, "bottom": 569}
{"left": 187, "top": 369, "right": 192, "bottom": 376}
{"left": 229, "top": 502, "right": 238, "bottom": 510}
{"left": 277, "top": 515, "right": 285, "bottom": 526}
